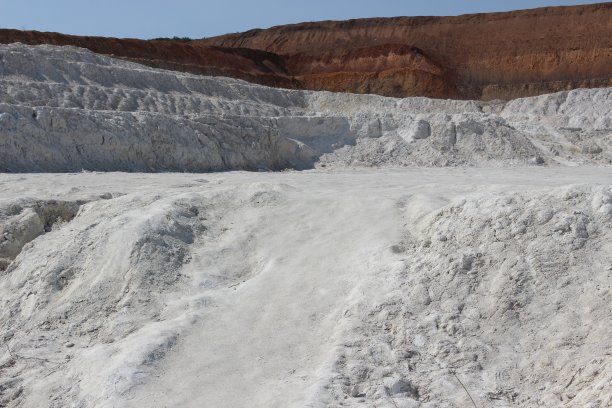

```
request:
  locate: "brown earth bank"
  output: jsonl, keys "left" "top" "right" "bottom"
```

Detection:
{"left": 200, "top": 2, "right": 612, "bottom": 100}
{"left": 2, "top": 2, "right": 612, "bottom": 100}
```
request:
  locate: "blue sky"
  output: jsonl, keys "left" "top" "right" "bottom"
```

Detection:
{"left": 0, "top": 1, "right": 604, "bottom": 39}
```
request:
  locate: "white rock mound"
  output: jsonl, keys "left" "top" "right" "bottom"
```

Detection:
{"left": 0, "top": 170, "right": 610, "bottom": 408}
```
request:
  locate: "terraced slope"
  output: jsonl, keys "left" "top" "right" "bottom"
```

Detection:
{"left": 1, "top": 44, "right": 611, "bottom": 172}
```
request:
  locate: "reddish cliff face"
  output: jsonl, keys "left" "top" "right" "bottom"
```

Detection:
{"left": 200, "top": 3, "right": 612, "bottom": 99}
{"left": 2, "top": 3, "right": 612, "bottom": 100}
{"left": 285, "top": 44, "right": 458, "bottom": 98}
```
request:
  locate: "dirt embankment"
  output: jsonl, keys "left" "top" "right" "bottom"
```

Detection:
{"left": 200, "top": 3, "right": 612, "bottom": 99}
{"left": 2, "top": 3, "right": 612, "bottom": 99}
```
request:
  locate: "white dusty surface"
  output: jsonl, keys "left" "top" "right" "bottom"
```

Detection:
{"left": 0, "top": 43, "right": 611, "bottom": 408}
{"left": 1, "top": 43, "right": 612, "bottom": 172}
{"left": 0, "top": 168, "right": 610, "bottom": 408}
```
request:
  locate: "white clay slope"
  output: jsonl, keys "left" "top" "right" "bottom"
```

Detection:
{"left": 0, "top": 169, "right": 610, "bottom": 408}
{"left": 0, "top": 43, "right": 611, "bottom": 171}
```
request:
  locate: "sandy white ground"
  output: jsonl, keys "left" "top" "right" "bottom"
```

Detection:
{"left": 0, "top": 168, "right": 610, "bottom": 408}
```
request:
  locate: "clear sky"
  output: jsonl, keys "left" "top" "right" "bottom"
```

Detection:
{"left": 0, "top": 1, "right": 605, "bottom": 39}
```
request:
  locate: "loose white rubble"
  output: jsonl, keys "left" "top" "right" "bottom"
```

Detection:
{"left": 0, "top": 169, "right": 610, "bottom": 408}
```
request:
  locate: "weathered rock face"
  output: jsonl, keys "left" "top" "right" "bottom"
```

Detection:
{"left": 201, "top": 3, "right": 612, "bottom": 100}
{"left": 1, "top": 3, "right": 611, "bottom": 100}
{"left": 285, "top": 44, "right": 459, "bottom": 99}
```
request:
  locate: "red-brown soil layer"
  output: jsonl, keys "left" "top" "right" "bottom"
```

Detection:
{"left": 2, "top": 3, "right": 612, "bottom": 100}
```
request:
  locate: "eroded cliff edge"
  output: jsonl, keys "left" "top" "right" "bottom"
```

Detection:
{"left": 1, "top": 3, "right": 612, "bottom": 100}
